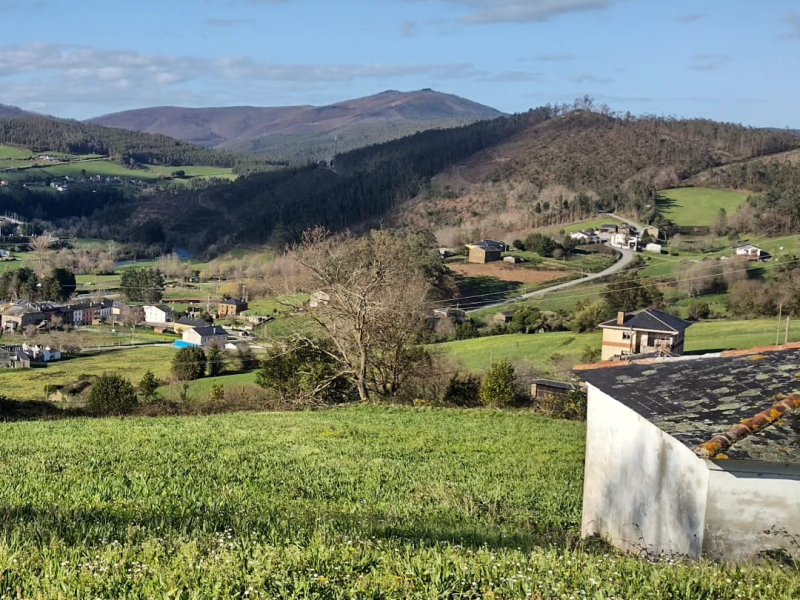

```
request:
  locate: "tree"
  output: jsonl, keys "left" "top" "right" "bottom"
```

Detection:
{"left": 172, "top": 346, "right": 207, "bottom": 381}
{"left": 138, "top": 370, "right": 161, "bottom": 402}
{"left": 256, "top": 338, "right": 354, "bottom": 404}
{"left": 443, "top": 373, "right": 482, "bottom": 407}
{"left": 207, "top": 343, "right": 224, "bottom": 377}
{"left": 294, "top": 228, "right": 433, "bottom": 403}
{"left": 87, "top": 373, "right": 138, "bottom": 415}
{"left": 41, "top": 268, "right": 76, "bottom": 301}
{"left": 235, "top": 344, "right": 259, "bottom": 371}
{"left": 479, "top": 361, "right": 517, "bottom": 407}
{"left": 711, "top": 208, "right": 729, "bottom": 237}
{"left": 571, "top": 300, "right": 609, "bottom": 333}
{"left": 508, "top": 306, "right": 542, "bottom": 334}
{"left": 602, "top": 272, "right": 663, "bottom": 313}
{"left": 687, "top": 301, "right": 711, "bottom": 321}
{"left": 524, "top": 233, "right": 556, "bottom": 257}
{"left": 120, "top": 267, "right": 165, "bottom": 303}
{"left": 727, "top": 280, "right": 774, "bottom": 317}
{"left": 30, "top": 233, "right": 54, "bottom": 275}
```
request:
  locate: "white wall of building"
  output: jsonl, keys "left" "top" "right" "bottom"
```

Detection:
{"left": 703, "top": 461, "right": 800, "bottom": 562}
{"left": 582, "top": 384, "right": 709, "bottom": 557}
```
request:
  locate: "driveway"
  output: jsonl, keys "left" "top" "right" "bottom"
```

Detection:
{"left": 467, "top": 244, "right": 635, "bottom": 313}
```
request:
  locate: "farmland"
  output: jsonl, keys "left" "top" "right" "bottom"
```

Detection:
{"left": 0, "top": 406, "right": 797, "bottom": 598}
{"left": 439, "top": 319, "right": 800, "bottom": 374}
{"left": 658, "top": 187, "right": 749, "bottom": 226}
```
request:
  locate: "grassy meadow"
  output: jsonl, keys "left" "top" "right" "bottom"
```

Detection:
{"left": 658, "top": 187, "right": 749, "bottom": 226}
{"left": 439, "top": 319, "right": 800, "bottom": 374}
{"left": 0, "top": 406, "right": 797, "bottom": 598}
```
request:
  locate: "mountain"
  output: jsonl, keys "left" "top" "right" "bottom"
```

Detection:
{"left": 0, "top": 103, "right": 41, "bottom": 119}
{"left": 87, "top": 90, "right": 505, "bottom": 163}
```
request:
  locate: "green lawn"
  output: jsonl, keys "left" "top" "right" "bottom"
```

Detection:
{"left": 439, "top": 319, "right": 800, "bottom": 374}
{"left": 658, "top": 187, "right": 749, "bottom": 226}
{"left": 0, "top": 406, "right": 796, "bottom": 598}
{"left": 0, "top": 144, "right": 32, "bottom": 160}
{"left": 159, "top": 370, "right": 259, "bottom": 399}
{"left": 3, "top": 158, "right": 235, "bottom": 183}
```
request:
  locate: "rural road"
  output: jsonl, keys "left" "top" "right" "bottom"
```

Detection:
{"left": 603, "top": 212, "right": 648, "bottom": 232}
{"left": 466, "top": 243, "right": 636, "bottom": 313}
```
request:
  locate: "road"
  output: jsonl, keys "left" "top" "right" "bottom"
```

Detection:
{"left": 603, "top": 212, "right": 648, "bottom": 232}
{"left": 466, "top": 244, "right": 636, "bottom": 313}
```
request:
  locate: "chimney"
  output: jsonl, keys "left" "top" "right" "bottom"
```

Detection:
{"left": 617, "top": 311, "right": 625, "bottom": 326}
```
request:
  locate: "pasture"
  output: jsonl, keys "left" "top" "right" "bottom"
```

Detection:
{"left": 658, "top": 187, "right": 749, "bottom": 226}
{"left": 0, "top": 407, "right": 797, "bottom": 598}
{"left": 439, "top": 319, "right": 800, "bottom": 374}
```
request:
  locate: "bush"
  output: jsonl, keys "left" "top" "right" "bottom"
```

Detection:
{"left": 535, "top": 389, "right": 587, "bottom": 421}
{"left": 511, "top": 238, "right": 525, "bottom": 251}
{"left": 579, "top": 345, "right": 601, "bottom": 364}
{"left": 479, "top": 361, "right": 517, "bottom": 407}
{"left": 687, "top": 300, "right": 711, "bottom": 321}
{"left": 172, "top": 346, "right": 207, "bottom": 381}
{"left": 86, "top": 373, "right": 138, "bottom": 415}
{"left": 207, "top": 344, "right": 225, "bottom": 377}
{"left": 524, "top": 233, "right": 556, "bottom": 257}
{"left": 138, "top": 370, "right": 161, "bottom": 402}
{"left": 443, "top": 373, "right": 482, "bottom": 407}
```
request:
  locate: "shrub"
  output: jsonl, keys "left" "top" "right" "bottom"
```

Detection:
{"left": 172, "top": 346, "right": 207, "bottom": 381}
{"left": 207, "top": 344, "right": 225, "bottom": 377}
{"left": 138, "top": 370, "right": 161, "bottom": 402}
{"left": 687, "top": 300, "right": 711, "bottom": 321}
{"left": 579, "top": 345, "right": 601, "bottom": 364}
{"left": 86, "top": 373, "right": 138, "bottom": 415}
{"left": 443, "top": 373, "right": 482, "bottom": 407}
{"left": 210, "top": 382, "right": 225, "bottom": 404}
{"left": 479, "top": 361, "right": 517, "bottom": 407}
{"left": 536, "top": 389, "right": 587, "bottom": 421}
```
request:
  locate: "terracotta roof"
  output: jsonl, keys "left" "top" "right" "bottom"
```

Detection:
{"left": 574, "top": 345, "right": 800, "bottom": 464}
{"left": 598, "top": 308, "right": 692, "bottom": 334}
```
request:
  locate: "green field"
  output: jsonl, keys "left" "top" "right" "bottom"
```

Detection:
{"left": 439, "top": 319, "right": 800, "bottom": 374}
{"left": 0, "top": 144, "right": 32, "bottom": 160}
{"left": 0, "top": 347, "right": 176, "bottom": 401}
{"left": 658, "top": 187, "right": 749, "bottom": 226}
{"left": 0, "top": 406, "right": 797, "bottom": 598}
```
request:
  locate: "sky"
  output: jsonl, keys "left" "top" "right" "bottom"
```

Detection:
{"left": 0, "top": 0, "right": 799, "bottom": 126}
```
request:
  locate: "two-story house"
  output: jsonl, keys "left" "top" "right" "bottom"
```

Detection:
{"left": 598, "top": 308, "right": 692, "bottom": 361}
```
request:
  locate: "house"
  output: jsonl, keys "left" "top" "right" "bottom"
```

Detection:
{"left": 492, "top": 311, "right": 515, "bottom": 325}
{"left": 144, "top": 304, "right": 174, "bottom": 324}
{"left": 644, "top": 243, "right": 663, "bottom": 254}
{"left": 1, "top": 306, "right": 45, "bottom": 332}
{"left": 569, "top": 231, "right": 601, "bottom": 244}
{"left": 503, "top": 255, "right": 522, "bottom": 264}
{"left": 611, "top": 232, "right": 639, "bottom": 250}
{"left": 22, "top": 343, "right": 61, "bottom": 362}
{"left": 218, "top": 298, "right": 248, "bottom": 317}
{"left": 598, "top": 308, "right": 692, "bottom": 361}
{"left": 182, "top": 325, "right": 228, "bottom": 349}
{"left": 466, "top": 240, "right": 505, "bottom": 264}
{"left": 0, "top": 249, "right": 9, "bottom": 258}
{"left": 111, "top": 302, "right": 145, "bottom": 325}
{"left": 173, "top": 316, "right": 210, "bottom": 335}
{"left": 599, "top": 223, "right": 618, "bottom": 234}
{"left": 0, "top": 346, "right": 31, "bottom": 369}
{"left": 735, "top": 244, "right": 766, "bottom": 261}
{"left": 530, "top": 379, "right": 579, "bottom": 401}
{"left": 574, "top": 344, "right": 800, "bottom": 562}
{"left": 309, "top": 291, "right": 330, "bottom": 308}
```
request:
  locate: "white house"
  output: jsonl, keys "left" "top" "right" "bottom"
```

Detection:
{"left": 144, "top": 304, "right": 173, "bottom": 324}
{"left": 574, "top": 344, "right": 800, "bottom": 562}
{"left": 611, "top": 232, "right": 639, "bottom": 250}
{"left": 735, "top": 244, "right": 764, "bottom": 260}
{"left": 22, "top": 343, "right": 61, "bottom": 362}
{"left": 183, "top": 325, "right": 228, "bottom": 349}
{"left": 570, "top": 231, "right": 601, "bottom": 244}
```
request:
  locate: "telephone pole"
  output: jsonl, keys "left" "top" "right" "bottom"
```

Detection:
{"left": 785, "top": 316, "right": 791, "bottom": 346}
{"left": 776, "top": 303, "right": 783, "bottom": 346}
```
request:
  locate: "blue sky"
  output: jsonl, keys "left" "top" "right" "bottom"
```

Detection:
{"left": 1, "top": 0, "right": 798, "bottom": 126}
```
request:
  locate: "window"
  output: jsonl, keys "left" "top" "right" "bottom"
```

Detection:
{"left": 622, "top": 331, "right": 632, "bottom": 340}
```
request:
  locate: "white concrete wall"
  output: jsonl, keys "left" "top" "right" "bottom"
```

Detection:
{"left": 704, "top": 461, "right": 800, "bottom": 562}
{"left": 582, "top": 385, "right": 710, "bottom": 557}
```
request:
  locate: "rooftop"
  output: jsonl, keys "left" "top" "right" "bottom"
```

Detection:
{"left": 220, "top": 298, "right": 248, "bottom": 306}
{"left": 599, "top": 308, "right": 692, "bottom": 334}
{"left": 192, "top": 325, "right": 228, "bottom": 337}
{"left": 575, "top": 345, "right": 800, "bottom": 464}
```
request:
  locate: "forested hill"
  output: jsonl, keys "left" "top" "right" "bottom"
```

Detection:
{"left": 0, "top": 117, "right": 242, "bottom": 168}
{"left": 88, "top": 90, "right": 504, "bottom": 164}
{"left": 0, "top": 103, "right": 41, "bottom": 119}
{"left": 49, "top": 105, "right": 800, "bottom": 255}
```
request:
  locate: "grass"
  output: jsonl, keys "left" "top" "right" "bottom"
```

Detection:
{"left": 2, "top": 158, "right": 235, "bottom": 183}
{"left": 658, "top": 187, "right": 749, "bottom": 226}
{"left": 0, "top": 347, "right": 176, "bottom": 401}
{"left": 0, "top": 144, "right": 32, "bottom": 160}
{"left": 0, "top": 407, "right": 797, "bottom": 598}
{"left": 159, "top": 370, "right": 259, "bottom": 398}
{"left": 439, "top": 319, "right": 800, "bottom": 374}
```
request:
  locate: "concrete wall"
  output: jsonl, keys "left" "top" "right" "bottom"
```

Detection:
{"left": 582, "top": 385, "right": 710, "bottom": 557}
{"left": 703, "top": 461, "right": 800, "bottom": 562}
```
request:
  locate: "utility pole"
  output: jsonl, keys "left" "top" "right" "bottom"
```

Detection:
{"left": 776, "top": 303, "right": 783, "bottom": 346}
{"left": 786, "top": 316, "right": 791, "bottom": 346}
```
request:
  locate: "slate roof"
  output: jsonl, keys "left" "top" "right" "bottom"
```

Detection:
{"left": 532, "top": 379, "right": 578, "bottom": 390}
{"left": 575, "top": 346, "right": 800, "bottom": 464}
{"left": 220, "top": 298, "right": 248, "bottom": 307}
{"left": 599, "top": 308, "right": 692, "bottom": 334}
{"left": 176, "top": 317, "right": 209, "bottom": 327}
{"left": 468, "top": 239, "right": 505, "bottom": 251}
{"left": 192, "top": 325, "right": 227, "bottom": 337}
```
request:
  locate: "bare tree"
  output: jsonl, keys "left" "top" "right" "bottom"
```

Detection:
{"left": 30, "top": 233, "right": 55, "bottom": 276}
{"left": 292, "top": 227, "right": 433, "bottom": 403}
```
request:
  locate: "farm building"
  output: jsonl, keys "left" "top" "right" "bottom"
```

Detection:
{"left": 182, "top": 325, "right": 228, "bottom": 349}
{"left": 218, "top": 298, "right": 248, "bottom": 317}
{"left": 574, "top": 344, "right": 800, "bottom": 562}
{"left": 598, "top": 308, "right": 691, "bottom": 361}
{"left": 466, "top": 240, "right": 505, "bottom": 264}
{"left": 735, "top": 244, "right": 767, "bottom": 261}
{"left": 0, "top": 346, "right": 31, "bottom": 369}
{"left": 530, "top": 379, "right": 579, "bottom": 401}
{"left": 570, "top": 231, "right": 601, "bottom": 244}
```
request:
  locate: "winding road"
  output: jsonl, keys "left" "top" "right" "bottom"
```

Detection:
{"left": 467, "top": 244, "right": 635, "bottom": 313}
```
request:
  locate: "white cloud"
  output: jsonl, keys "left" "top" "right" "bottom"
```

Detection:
{"left": 439, "top": 0, "right": 616, "bottom": 24}
{"left": 688, "top": 53, "right": 729, "bottom": 71}
{"left": 781, "top": 12, "right": 800, "bottom": 40}
{"left": 568, "top": 73, "right": 612, "bottom": 83}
